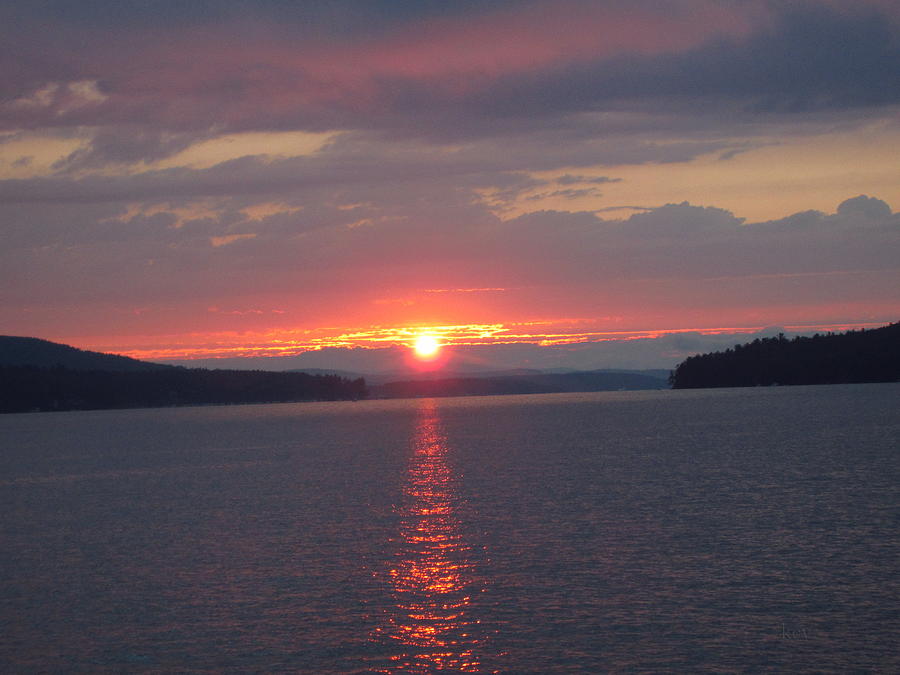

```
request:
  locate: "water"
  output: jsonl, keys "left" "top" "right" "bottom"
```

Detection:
{"left": 1, "top": 384, "right": 898, "bottom": 672}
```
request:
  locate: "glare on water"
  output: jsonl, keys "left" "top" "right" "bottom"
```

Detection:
{"left": 373, "top": 400, "right": 488, "bottom": 672}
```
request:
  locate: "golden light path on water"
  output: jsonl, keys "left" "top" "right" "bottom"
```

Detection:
{"left": 372, "top": 400, "right": 490, "bottom": 673}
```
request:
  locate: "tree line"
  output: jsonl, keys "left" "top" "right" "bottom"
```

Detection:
{"left": 669, "top": 322, "right": 900, "bottom": 389}
{"left": 0, "top": 365, "right": 368, "bottom": 413}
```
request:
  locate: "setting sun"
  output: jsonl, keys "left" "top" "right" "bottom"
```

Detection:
{"left": 413, "top": 334, "right": 441, "bottom": 359}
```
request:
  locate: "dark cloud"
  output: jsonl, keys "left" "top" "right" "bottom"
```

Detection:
{"left": 525, "top": 188, "right": 604, "bottom": 201}
{"left": 53, "top": 128, "right": 212, "bottom": 171}
{"left": 3, "top": 0, "right": 515, "bottom": 34}
{"left": 477, "top": 4, "right": 900, "bottom": 123}
{"left": 837, "top": 194, "right": 892, "bottom": 220}
{"left": 2, "top": 2, "right": 896, "bottom": 141}
{"left": 556, "top": 174, "right": 621, "bottom": 185}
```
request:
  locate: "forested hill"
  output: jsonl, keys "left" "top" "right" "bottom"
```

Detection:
{"left": 0, "top": 337, "right": 367, "bottom": 413}
{"left": 669, "top": 322, "right": 900, "bottom": 389}
{"left": 0, "top": 336, "right": 170, "bottom": 372}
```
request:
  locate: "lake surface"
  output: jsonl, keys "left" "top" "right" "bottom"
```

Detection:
{"left": 1, "top": 384, "right": 898, "bottom": 673}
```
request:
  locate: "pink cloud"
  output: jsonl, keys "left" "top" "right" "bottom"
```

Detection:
{"left": 1, "top": 1, "right": 770, "bottom": 131}
{"left": 337, "top": 1, "right": 761, "bottom": 82}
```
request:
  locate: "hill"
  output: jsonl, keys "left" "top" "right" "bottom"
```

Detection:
{"left": 0, "top": 336, "right": 170, "bottom": 372}
{"left": 0, "top": 337, "right": 367, "bottom": 413}
{"left": 371, "top": 370, "right": 668, "bottom": 399}
{"left": 669, "top": 322, "right": 900, "bottom": 389}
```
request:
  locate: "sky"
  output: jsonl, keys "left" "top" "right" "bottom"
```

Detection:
{"left": 1, "top": 0, "right": 898, "bottom": 371}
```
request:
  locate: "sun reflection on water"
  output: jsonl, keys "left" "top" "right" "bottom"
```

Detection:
{"left": 373, "top": 400, "right": 489, "bottom": 673}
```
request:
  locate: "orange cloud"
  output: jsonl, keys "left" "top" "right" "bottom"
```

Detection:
{"left": 93, "top": 318, "right": 888, "bottom": 362}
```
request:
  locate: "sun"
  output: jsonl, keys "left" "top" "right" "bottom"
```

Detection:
{"left": 413, "top": 334, "right": 441, "bottom": 359}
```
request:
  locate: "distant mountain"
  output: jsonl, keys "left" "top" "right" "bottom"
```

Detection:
{"left": 371, "top": 370, "right": 668, "bottom": 399}
{"left": 286, "top": 367, "right": 369, "bottom": 380}
{"left": 598, "top": 368, "right": 671, "bottom": 381}
{"left": 366, "top": 368, "right": 670, "bottom": 386}
{"left": 0, "top": 336, "right": 171, "bottom": 372}
{"left": 539, "top": 367, "right": 671, "bottom": 380}
{"left": 669, "top": 322, "right": 900, "bottom": 389}
{"left": 365, "top": 368, "right": 545, "bottom": 385}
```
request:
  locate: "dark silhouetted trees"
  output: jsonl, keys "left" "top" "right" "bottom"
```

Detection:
{"left": 669, "top": 322, "right": 900, "bottom": 389}
{"left": 0, "top": 366, "right": 367, "bottom": 414}
{"left": 0, "top": 335, "right": 368, "bottom": 412}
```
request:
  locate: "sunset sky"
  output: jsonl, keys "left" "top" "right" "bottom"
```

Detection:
{"left": 2, "top": 0, "right": 898, "bottom": 370}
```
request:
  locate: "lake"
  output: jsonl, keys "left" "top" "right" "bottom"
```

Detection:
{"left": 1, "top": 384, "right": 898, "bottom": 672}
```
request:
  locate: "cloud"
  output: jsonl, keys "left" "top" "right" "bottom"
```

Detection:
{"left": 52, "top": 128, "right": 210, "bottom": 171}
{"left": 3, "top": 170, "right": 896, "bottom": 335}
{"left": 836, "top": 194, "right": 892, "bottom": 220}
{"left": 1, "top": 2, "right": 896, "bottom": 142}
{"left": 1, "top": 1, "right": 898, "bottom": 349}
{"left": 556, "top": 174, "right": 621, "bottom": 186}
{"left": 0, "top": 124, "right": 745, "bottom": 218}
{"left": 150, "top": 325, "right": 857, "bottom": 371}
{"left": 473, "top": 4, "right": 900, "bottom": 126}
{"left": 6, "top": 80, "right": 107, "bottom": 112}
